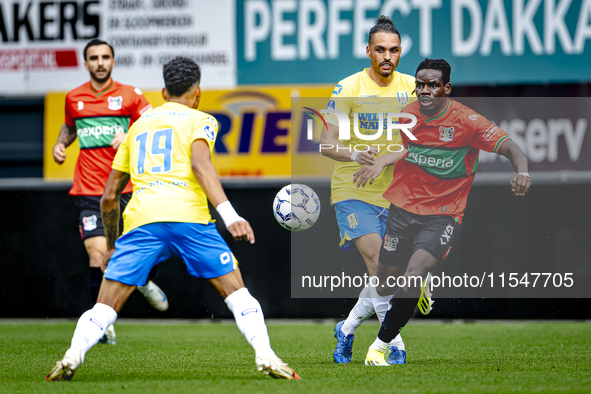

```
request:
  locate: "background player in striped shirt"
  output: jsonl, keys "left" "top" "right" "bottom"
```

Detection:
{"left": 46, "top": 57, "right": 299, "bottom": 381}
{"left": 52, "top": 39, "right": 168, "bottom": 345}
{"left": 358, "top": 58, "right": 531, "bottom": 365}
{"left": 320, "top": 15, "right": 414, "bottom": 365}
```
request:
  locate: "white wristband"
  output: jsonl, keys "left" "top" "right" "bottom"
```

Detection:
{"left": 215, "top": 201, "right": 244, "bottom": 228}
{"left": 517, "top": 172, "right": 530, "bottom": 178}
{"left": 351, "top": 151, "right": 359, "bottom": 162}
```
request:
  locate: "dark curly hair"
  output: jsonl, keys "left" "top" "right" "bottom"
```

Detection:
{"left": 83, "top": 39, "right": 114, "bottom": 61}
{"left": 163, "top": 57, "right": 201, "bottom": 97}
{"left": 368, "top": 15, "right": 400, "bottom": 44}
{"left": 416, "top": 58, "right": 452, "bottom": 85}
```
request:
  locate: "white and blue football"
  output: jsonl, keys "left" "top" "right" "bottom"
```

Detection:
{"left": 273, "top": 184, "right": 321, "bottom": 231}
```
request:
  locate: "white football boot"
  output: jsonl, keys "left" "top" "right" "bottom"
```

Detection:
{"left": 46, "top": 347, "right": 83, "bottom": 381}
{"left": 137, "top": 281, "right": 169, "bottom": 312}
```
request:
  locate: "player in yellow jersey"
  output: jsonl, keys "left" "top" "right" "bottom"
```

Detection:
{"left": 321, "top": 16, "right": 414, "bottom": 365}
{"left": 46, "top": 57, "right": 299, "bottom": 382}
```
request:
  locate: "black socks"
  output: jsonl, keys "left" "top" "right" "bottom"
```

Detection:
{"left": 377, "top": 287, "right": 420, "bottom": 343}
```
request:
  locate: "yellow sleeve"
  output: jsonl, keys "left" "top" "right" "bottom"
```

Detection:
{"left": 190, "top": 113, "right": 218, "bottom": 151}
{"left": 112, "top": 129, "right": 131, "bottom": 173}
{"left": 324, "top": 81, "right": 353, "bottom": 127}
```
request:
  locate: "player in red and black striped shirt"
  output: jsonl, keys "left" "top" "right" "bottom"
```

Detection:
{"left": 356, "top": 59, "right": 531, "bottom": 365}
{"left": 52, "top": 40, "right": 168, "bottom": 344}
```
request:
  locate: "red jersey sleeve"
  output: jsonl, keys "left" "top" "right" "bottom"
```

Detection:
{"left": 466, "top": 109, "right": 510, "bottom": 154}
{"left": 64, "top": 93, "right": 75, "bottom": 127}
{"left": 128, "top": 87, "right": 152, "bottom": 125}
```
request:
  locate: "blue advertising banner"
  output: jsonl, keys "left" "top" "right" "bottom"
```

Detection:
{"left": 237, "top": 0, "right": 591, "bottom": 86}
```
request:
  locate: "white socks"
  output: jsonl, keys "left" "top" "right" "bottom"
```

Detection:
{"left": 70, "top": 303, "right": 118, "bottom": 363}
{"left": 369, "top": 285, "right": 405, "bottom": 350}
{"left": 369, "top": 337, "right": 389, "bottom": 353}
{"left": 341, "top": 282, "right": 405, "bottom": 351}
{"left": 369, "top": 283, "right": 393, "bottom": 324}
{"left": 341, "top": 285, "right": 375, "bottom": 336}
{"left": 369, "top": 334, "right": 405, "bottom": 352}
{"left": 224, "top": 287, "right": 276, "bottom": 359}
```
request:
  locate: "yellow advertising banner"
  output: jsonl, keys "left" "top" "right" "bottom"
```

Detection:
{"left": 44, "top": 85, "right": 336, "bottom": 181}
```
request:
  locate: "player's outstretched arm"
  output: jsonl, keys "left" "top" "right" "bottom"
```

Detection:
{"left": 52, "top": 123, "right": 77, "bottom": 164}
{"left": 353, "top": 148, "right": 408, "bottom": 188}
{"left": 320, "top": 123, "right": 377, "bottom": 164}
{"left": 191, "top": 139, "right": 255, "bottom": 244}
{"left": 498, "top": 140, "right": 532, "bottom": 196}
{"left": 100, "top": 169, "right": 130, "bottom": 271}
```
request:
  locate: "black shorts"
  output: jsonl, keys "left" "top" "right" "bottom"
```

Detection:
{"left": 75, "top": 194, "right": 131, "bottom": 241}
{"left": 379, "top": 204, "right": 461, "bottom": 268}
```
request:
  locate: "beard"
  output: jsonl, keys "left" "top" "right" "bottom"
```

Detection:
{"left": 90, "top": 69, "right": 111, "bottom": 84}
{"left": 379, "top": 69, "right": 393, "bottom": 78}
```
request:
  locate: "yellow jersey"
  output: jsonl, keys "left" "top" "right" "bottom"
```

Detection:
{"left": 324, "top": 69, "right": 415, "bottom": 208}
{"left": 112, "top": 101, "right": 218, "bottom": 234}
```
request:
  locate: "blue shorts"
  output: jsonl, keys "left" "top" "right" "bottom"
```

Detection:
{"left": 334, "top": 200, "right": 389, "bottom": 251}
{"left": 104, "top": 222, "right": 238, "bottom": 286}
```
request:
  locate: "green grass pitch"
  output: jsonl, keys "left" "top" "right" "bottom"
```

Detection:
{"left": 1, "top": 321, "right": 590, "bottom": 393}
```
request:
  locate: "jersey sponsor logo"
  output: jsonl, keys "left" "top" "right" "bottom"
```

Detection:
{"left": 440, "top": 224, "right": 454, "bottom": 245}
{"left": 397, "top": 91, "right": 409, "bottom": 106}
{"left": 326, "top": 99, "right": 335, "bottom": 109}
{"left": 320, "top": 108, "right": 417, "bottom": 141}
{"left": 75, "top": 117, "right": 131, "bottom": 149}
{"left": 360, "top": 94, "right": 378, "bottom": 97}
{"left": 78, "top": 101, "right": 84, "bottom": 110}
{"left": 439, "top": 126, "right": 455, "bottom": 142}
{"left": 483, "top": 125, "right": 500, "bottom": 141}
{"left": 134, "top": 87, "right": 143, "bottom": 96}
{"left": 108, "top": 96, "right": 123, "bottom": 111}
{"left": 383, "top": 234, "right": 399, "bottom": 252}
{"left": 204, "top": 124, "right": 216, "bottom": 140}
{"left": 347, "top": 213, "right": 359, "bottom": 229}
{"left": 404, "top": 145, "right": 472, "bottom": 179}
{"left": 469, "top": 114, "right": 480, "bottom": 121}
{"left": 333, "top": 84, "right": 343, "bottom": 95}
{"left": 82, "top": 215, "right": 97, "bottom": 231}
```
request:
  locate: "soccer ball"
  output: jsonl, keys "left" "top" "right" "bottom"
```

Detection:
{"left": 273, "top": 184, "right": 321, "bottom": 231}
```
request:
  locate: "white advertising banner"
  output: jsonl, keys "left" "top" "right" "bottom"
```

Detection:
{"left": 0, "top": 0, "right": 236, "bottom": 95}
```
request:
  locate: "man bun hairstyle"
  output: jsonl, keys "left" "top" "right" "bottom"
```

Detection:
{"left": 416, "top": 58, "right": 452, "bottom": 85}
{"left": 83, "top": 39, "right": 114, "bottom": 61}
{"left": 163, "top": 57, "right": 201, "bottom": 97}
{"left": 368, "top": 15, "right": 401, "bottom": 43}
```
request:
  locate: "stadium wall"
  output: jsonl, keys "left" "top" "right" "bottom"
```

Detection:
{"left": 1, "top": 184, "right": 590, "bottom": 320}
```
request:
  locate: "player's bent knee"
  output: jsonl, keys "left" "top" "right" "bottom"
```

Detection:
{"left": 207, "top": 269, "right": 246, "bottom": 299}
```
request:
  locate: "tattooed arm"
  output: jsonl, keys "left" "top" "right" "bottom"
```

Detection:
{"left": 100, "top": 169, "right": 131, "bottom": 271}
{"left": 53, "top": 123, "right": 77, "bottom": 164}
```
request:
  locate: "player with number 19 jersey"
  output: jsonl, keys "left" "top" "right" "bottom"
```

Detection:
{"left": 112, "top": 101, "right": 218, "bottom": 234}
